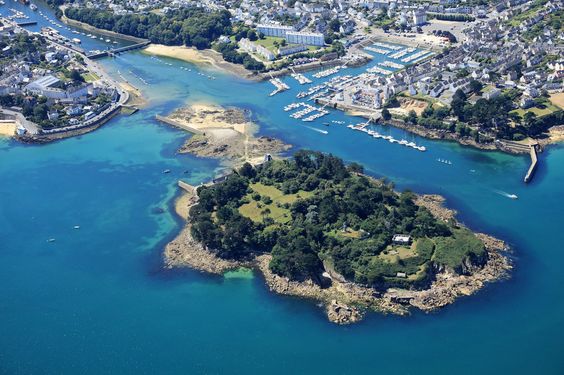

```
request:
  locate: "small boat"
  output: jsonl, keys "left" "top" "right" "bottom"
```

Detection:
{"left": 47, "top": 238, "right": 56, "bottom": 243}
{"left": 29, "top": 3, "right": 37, "bottom": 10}
{"left": 163, "top": 169, "right": 171, "bottom": 174}
{"left": 322, "top": 122, "right": 330, "bottom": 126}
{"left": 508, "top": 194, "right": 518, "bottom": 200}
{"left": 73, "top": 225, "right": 80, "bottom": 229}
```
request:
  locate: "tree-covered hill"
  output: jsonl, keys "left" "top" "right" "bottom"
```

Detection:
{"left": 64, "top": 7, "right": 232, "bottom": 49}
{"left": 189, "top": 151, "right": 486, "bottom": 289}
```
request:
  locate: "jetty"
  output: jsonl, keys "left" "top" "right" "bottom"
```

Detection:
{"left": 87, "top": 41, "right": 151, "bottom": 59}
{"left": 497, "top": 140, "right": 539, "bottom": 183}
{"left": 155, "top": 115, "right": 203, "bottom": 134}
{"left": 524, "top": 145, "right": 538, "bottom": 183}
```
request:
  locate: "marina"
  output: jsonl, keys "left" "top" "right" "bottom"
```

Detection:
{"left": 372, "top": 41, "right": 402, "bottom": 50}
{"left": 312, "top": 66, "right": 345, "bottom": 79}
{"left": 290, "top": 72, "right": 312, "bottom": 85}
{"left": 269, "top": 78, "right": 290, "bottom": 96}
{"left": 379, "top": 60, "right": 405, "bottom": 69}
{"left": 365, "top": 46, "right": 390, "bottom": 55}
{"left": 347, "top": 123, "right": 427, "bottom": 152}
{"left": 367, "top": 66, "right": 394, "bottom": 75}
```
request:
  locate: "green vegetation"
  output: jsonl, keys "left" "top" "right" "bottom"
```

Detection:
{"left": 214, "top": 42, "right": 265, "bottom": 71}
{"left": 189, "top": 151, "right": 487, "bottom": 288}
{"left": 433, "top": 228, "right": 485, "bottom": 270}
{"left": 451, "top": 89, "right": 564, "bottom": 140}
{"left": 254, "top": 36, "right": 286, "bottom": 53}
{"left": 81, "top": 72, "right": 100, "bottom": 83}
{"left": 65, "top": 7, "right": 232, "bottom": 49}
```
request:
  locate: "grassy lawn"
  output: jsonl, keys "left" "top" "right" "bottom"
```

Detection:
{"left": 238, "top": 183, "right": 314, "bottom": 224}
{"left": 328, "top": 228, "right": 364, "bottom": 239}
{"left": 511, "top": 104, "right": 559, "bottom": 118}
{"left": 254, "top": 36, "right": 285, "bottom": 53}
{"left": 379, "top": 243, "right": 418, "bottom": 262}
{"left": 239, "top": 200, "right": 291, "bottom": 224}
{"left": 82, "top": 72, "right": 99, "bottom": 83}
{"left": 254, "top": 36, "right": 320, "bottom": 54}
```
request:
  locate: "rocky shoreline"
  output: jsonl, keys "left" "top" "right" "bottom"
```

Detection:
{"left": 164, "top": 184, "right": 512, "bottom": 324}
{"left": 165, "top": 103, "right": 291, "bottom": 168}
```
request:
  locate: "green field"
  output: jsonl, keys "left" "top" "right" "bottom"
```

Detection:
{"left": 81, "top": 72, "right": 99, "bottom": 83}
{"left": 254, "top": 36, "right": 285, "bottom": 53}
{"left": 254, "top": 36, "right": 320, "bottom": 54}
{"left": 238, "top": 183, "right": 313, "bottom": 224}
{"left": 511, "top": 104, "right": 560, "bottom": 118}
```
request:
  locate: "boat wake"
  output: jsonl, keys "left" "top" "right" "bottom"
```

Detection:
{"left": 305, "top": 126, "right": 328, "bottom": 135}
{"left": 493, "top": 190, "right": 518, "bottom": 200}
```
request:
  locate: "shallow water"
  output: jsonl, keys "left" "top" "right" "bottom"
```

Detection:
{"left": 1, "top": 2, "right": 564, "bottom": 374}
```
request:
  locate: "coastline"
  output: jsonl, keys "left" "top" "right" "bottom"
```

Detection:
{"left": 164, "top": 178, "right": 512, "bottom": 324}
{"left": 160, "top": 102, "right": 291, "bottom": 169}
{"left": 142, "top": 44, "right": 260, "bottom": 81}
{"left": 59, "top": 7, "right": 148, "bottom": 44}
{"left": 0, "top": 122, "right": 16, "bottom": 137}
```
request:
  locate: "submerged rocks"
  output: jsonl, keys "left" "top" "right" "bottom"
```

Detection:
{"left": 326, "top": 300, "right": 362, "bottom": 325}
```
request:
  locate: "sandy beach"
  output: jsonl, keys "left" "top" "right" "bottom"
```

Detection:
{"left": 0, "top": 122, "right": 16, "bottom": 137}
{"left": 142, "top": 44, "right": 259, "bottom": 80}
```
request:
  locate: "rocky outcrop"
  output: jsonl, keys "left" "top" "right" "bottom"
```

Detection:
{"left": 326, "top": 300, "right": 362, "bottom": 325}
{"left": 164, "top": 226, "right": 249, "bottom": 274}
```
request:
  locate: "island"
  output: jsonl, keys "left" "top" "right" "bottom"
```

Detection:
{"left": 156, "top": 103, "right": 291, "bottom": 168}
{"left": 166, "top": 150, "right": 511, "bottom": 324}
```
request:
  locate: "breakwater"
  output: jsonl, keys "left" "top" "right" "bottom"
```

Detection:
{"left": 155, "top": 115, "right": 203, "bottom": 134}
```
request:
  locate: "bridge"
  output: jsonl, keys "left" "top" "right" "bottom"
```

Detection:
{"left": 17, "top": 21, "right": 38, "bottom": 27}
{"left": 87, "top": 41, "right": 151, "bottom": 59}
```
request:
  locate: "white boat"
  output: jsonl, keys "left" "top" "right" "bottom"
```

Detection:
{"left": 508, "top": 194, "right": 518, "bottom": 200}
{"left": 29, "top": 3, "right": 37, "bottom": 10}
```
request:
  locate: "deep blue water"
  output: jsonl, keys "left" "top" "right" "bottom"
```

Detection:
{"left": 1, "top": 2, "right": 564, "bottom": 374}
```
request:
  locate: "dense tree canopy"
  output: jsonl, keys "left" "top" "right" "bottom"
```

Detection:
{"left": 189, "top": 151, "right": 485, "bottom": 289}
{"left": 65, "top": 7, "right": 232, "bottom": 49}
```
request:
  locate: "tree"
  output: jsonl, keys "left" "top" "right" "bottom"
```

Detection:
{"left": 406, "top": 110, "right": 418, "bottom": 125}
{"left": 451, "top": 89, "right": 467, "bottom": 120}
{"left": 247, "top": 29, "right": 258, "bottom": 41}
{"left": 69, "top": 69, "right": 84, "bottom": 83}
{"left": 329, "top": 19, "right": 341, "bottom": 32}
{"left": 239, "top": 162, "right": 256, "bottom": 178}
{"left": 422, "top": 105, "right": 434, "bottom": 118}
{"left": 469, "top": 80, "right": 483, "bottom": 94}
{"left": 382, "top": 108, "right": 391, "bottom": 121}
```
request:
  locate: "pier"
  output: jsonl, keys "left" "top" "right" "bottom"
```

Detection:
{"left": 524, "top": 145, "right": 538, "bottom": 183}
{"left": 87, "top": 41, "right": 151, "bottom": 59}
{"left": 155, "top": 115, "right": 203, "bottom": 135}
{"left": 497, "top": 140, "right": 539, "bottom": 183}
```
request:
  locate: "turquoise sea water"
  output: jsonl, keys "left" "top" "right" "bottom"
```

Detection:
{"left": 1, "top": 2, "right": 564, "bottom": 374}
